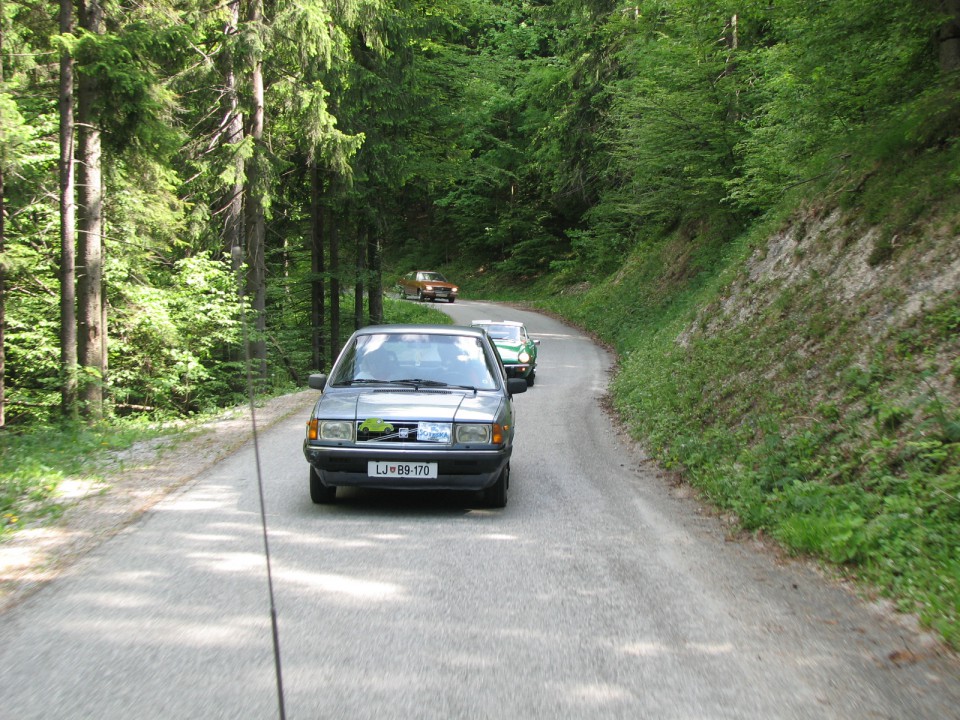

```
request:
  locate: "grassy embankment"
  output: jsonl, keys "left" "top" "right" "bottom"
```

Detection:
{"left": 457, "top": 151, "right": 960, "bottom": 648}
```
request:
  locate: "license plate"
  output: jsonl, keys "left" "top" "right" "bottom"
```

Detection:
{"left": 417, "top": 422, "right": 452, "bottom": 443}
{"left": 369, "top": 461, "right": 438, "bottom": 479}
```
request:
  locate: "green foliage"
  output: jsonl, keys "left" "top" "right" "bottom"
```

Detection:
{"left": 70, "top": 23, "right": 191, "bottom": 160}
{"left": 378, "top": 291, "right": 449, "bottom": 323}
{"left": 109, "top": 255, "right": 244, "bottom": 415}
{"left": 5, "top": 251, "right": 246, "bottom": 423}
{"left": 731, "top": 0, "right": 943, "bottom": 210}
{"left": 427, "top": 0, "right": 570, "bottom": 271}
{"left": 0, "top": 89, "right": 31, "bottom": 172}
{"left": 598, "top": 3, "right": 745, "bottom": 231}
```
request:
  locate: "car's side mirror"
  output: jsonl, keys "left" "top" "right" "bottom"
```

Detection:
{"left": 507, "top": 378, "right": 527, "bottom": 395}
{"left": 308, "top": 373, "right": 327, "bottom": 391}
{"left": 533, "top": 339, "right": 541, "bottom": 345}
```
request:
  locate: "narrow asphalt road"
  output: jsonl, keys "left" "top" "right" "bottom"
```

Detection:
{"left": 1, "top": 300, "right": 958, "bottom": 719}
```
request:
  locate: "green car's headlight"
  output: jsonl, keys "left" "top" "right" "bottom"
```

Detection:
{"left": 320, "top": 420, "right": 354, "bottom": 441}
{"left": 518, "top": 350, "right": 531, "bottom": 363}
{"left": 456, "top": 424, "right": 492, "bottom": 444}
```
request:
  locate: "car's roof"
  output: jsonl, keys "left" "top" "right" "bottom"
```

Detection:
{"left": 471, "top": 319, "right": 524, "bottom": 327}
{"left": 354, "top": 324, "right": 485, "bottom": 338}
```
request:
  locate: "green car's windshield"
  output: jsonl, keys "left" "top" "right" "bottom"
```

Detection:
{"left": 480, "top": 324, "right": 523, "bottom": 341}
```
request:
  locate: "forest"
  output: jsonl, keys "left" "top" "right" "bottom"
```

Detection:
{"left": 1, "top": 0, "right": 957, "bottom": 423}
{"left": 2, "top": 1, "right": 960, "bottom": 641}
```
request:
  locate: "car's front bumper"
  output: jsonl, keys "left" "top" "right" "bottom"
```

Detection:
{"left": 422, "top": 289, "right": 456, "bottom": 301}
{"left": 504, "top": 363, "right": 533, "bottom": 378}
{"left": 303, "top": 442, "right": 510, "bottom": 491}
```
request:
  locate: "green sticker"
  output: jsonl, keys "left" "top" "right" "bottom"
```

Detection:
{"left": 359, "top": 418, "right": 394, "bottom": 433}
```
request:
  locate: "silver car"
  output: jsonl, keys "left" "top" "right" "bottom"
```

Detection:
{"left": 303, "top": 324, "right": 527, "bottom": 507}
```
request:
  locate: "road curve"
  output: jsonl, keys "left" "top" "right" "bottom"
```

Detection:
{"left": 0, "top": 299, "right": 958, "bottom": 719}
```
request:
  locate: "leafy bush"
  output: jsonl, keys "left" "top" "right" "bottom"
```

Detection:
{"left": 109, "top": 255, "right": 244, "bottom": 415}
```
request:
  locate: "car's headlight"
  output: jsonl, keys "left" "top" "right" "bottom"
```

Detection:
{"left": 424, "top": 284, "right": 433, "bottom": 290}
{"left": 456, "top": 424, "right": 504, "bottom": 444}
{"left": 518, "top": 350, "right": 531, "bottom": 363}
{"left": 319, "top": 420, "right": 354, "bottom": 441}
{"left": 456, "top": 424, "right": 492, "bottom": 444}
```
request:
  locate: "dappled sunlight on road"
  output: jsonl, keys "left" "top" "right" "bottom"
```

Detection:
{"left": 479, "top": 532, "right": 518, "bottom": 541}
{"left": 287, "top": 533, "right": 381, "bottom": 550}
{"left": 620, "top": 640, "right": 736, "bottom": 657}
{"left": 188, "top": 550, "right": 269, "bottom": 573}
{"left": 70, "top": 589, "right": 157, "bottom": 609}
{"left": 276, "top": 567, "right": 403, "bottom": 601}
{"left": 66, "top": 612, "right": 269, "bottom": 648}
{"left": 557, "top": 682, "right": 635, "bottom": 705}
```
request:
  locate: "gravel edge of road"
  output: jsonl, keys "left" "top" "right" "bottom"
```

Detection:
{"left": 0, "top": 390, "right": 316, "bottom": 614}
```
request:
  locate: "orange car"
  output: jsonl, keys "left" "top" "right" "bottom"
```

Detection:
{"left": 398, "top": 270, "right": 459, "bottom": 303}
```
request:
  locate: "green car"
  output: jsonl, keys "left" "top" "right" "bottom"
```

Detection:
{"left": 472, "top": 320, "right": 540, "bottom": 386}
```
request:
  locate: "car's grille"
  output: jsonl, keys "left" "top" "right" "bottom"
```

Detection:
{"left": 357, "top": 421, "right": 424, "bottom": 443}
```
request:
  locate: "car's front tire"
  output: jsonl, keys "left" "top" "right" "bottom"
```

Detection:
{"left": 484, "top": 465, "right": 509, "bottom": 508}
{"left": 526, "top": 371, "right": 535, "bottom": 386}
{"left": 448, "top": 297, "right": 455, "bottom": 303}
{"left": 309, "top": 466, "right": 337, "bottom": 504}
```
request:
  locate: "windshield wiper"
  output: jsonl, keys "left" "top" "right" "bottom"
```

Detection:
{"left": 397, "top": 378, "right": 480, "bottom": 392}
{"left": 340, "top": 377, "right": 477, "bottom": 389}
{"left": 389, "top": 378, "right": 449, "bottom": 387}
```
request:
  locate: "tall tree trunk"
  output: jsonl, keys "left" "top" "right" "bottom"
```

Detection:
{"left": 354, "top": 229, "right": 365, "bottom": 331}
{"left": 59, "top": 0, "right": 77, "bottom": 420}
{"left": 367, "top": 231, "right": 383, "bottom": 325}
{"left": 77, "top": 0, "right": 105, "bottom": 421}
{"left": 100, "top": 274, "right": 108, "bottom": 406}
{"left": 309, "top": 159, "right": 325, "bottom": 370}
{"left": 329, "top": 208, "right": 340, "bottom": 365}
{"left": 221, "top": 0, "right": 243, "bottom": 267}
{"left": 941, "top": 0, "right": 960, "bottom": 73}
{"left": 244, "top": 0, "right": 267, "bottom": 381}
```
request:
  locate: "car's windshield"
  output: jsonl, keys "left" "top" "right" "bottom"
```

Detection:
{"left": 417, "top": 272, "right": 446, "bottom": 282}
{"left": 481, "top": 324, "right": 522, "bottom": 341}
{"left": 331, "top": 333, "right": 498, "bottom": 390}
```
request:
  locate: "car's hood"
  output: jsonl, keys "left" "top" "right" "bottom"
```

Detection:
{"left": 317, "top": 389, "right": 502, "bottom": 423}
{"left": 493, "top": 339, "right": 524, "bottom": 359}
